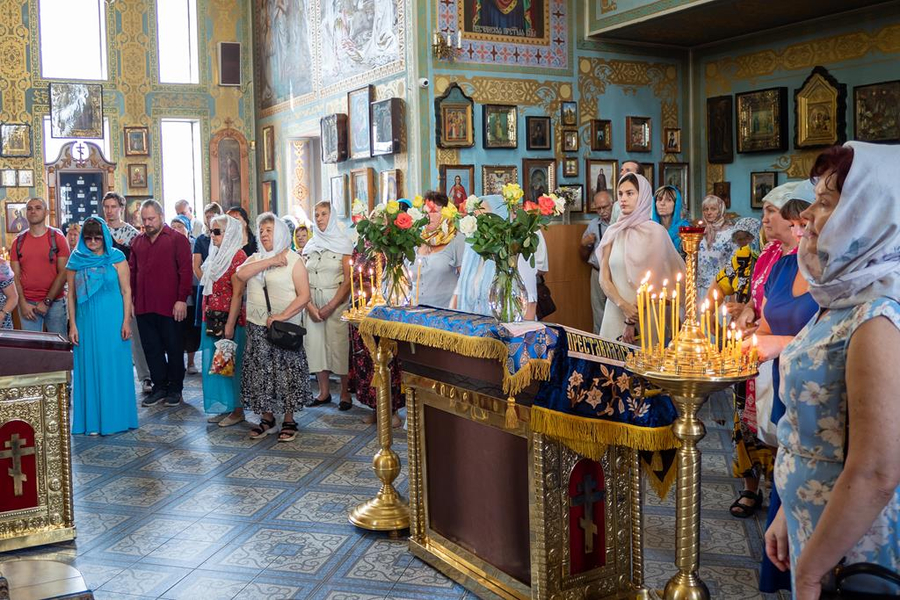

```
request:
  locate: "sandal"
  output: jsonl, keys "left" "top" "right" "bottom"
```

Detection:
{"left": 278, "top": 420, "right": 298, "bottom": 442}
{"left": 730, "top": 490, "right": 763, "bottom": 518}
{"left": 310, "top": 394, "right": 332, "bottom": 407}
{"left": 249, "top": 417, "right": 276, "bottom": 439}
{"left": 338, "top": 398, "right": 353, "bottom": 411}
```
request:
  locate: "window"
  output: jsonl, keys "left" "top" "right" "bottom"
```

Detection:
{"left": 43, "top": 116, "right": 111, "bottom": 162}
{"left": 160, "top": 119, "right": 203, "bottom": 217}
{"left": 39, "top": 0, "right": 108, "bottom": 80}
{"left": 157, "top": 0, "right": 199, "bottom": 84}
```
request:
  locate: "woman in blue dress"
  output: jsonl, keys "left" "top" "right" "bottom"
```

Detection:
{"left": 66, "top": 217, "right": 138, "bottom": 435}
{"left": 766, "top": 142, "right": 900, "bottom": 599}
{"left": 753, "top": 197, "right": 818, "bottom": 593}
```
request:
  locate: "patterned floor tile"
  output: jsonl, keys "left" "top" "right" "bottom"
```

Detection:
{"left": 116, "top": 424, "right": 198, "bottom": 444}
{"left": 96, "top": 564, "right": 191, "bottom": 596}
{"left": 189, "top": 427, "right": 269, "bottom": 449}
{"left": 168, "top": 482, "right": 285, "bottom": 517}
{"left": 171, "top": 518, "right": 245, "bottom": 543}
{"left": 211, "top": 528, "right": 350, "bottom": 577}
{"left": 277, "top": 432, "right": 357, "bottom": 455}
{"left": 142, "top": 538, "right": 222, "bottom": 568}
{"left": 342, "top": 538, "right": 412, "bottom": 583}
{"left": 140, "top": 449, "right": 236, "bottom": 475}
{"left": 396, "top": 557, "right": 458, "bottom": 589}
{"left": 66, "top": 510, "right": 133, "bottom": 545}
{"left": 276, "top": 490, "right": 373, "bottom": 525}
{"left": 128, "top": 517, "right": 198, "bottom": 540}
{"left": 87, "top": 533, "right": 171, "bottom": 559}
{"left": 643, "top": 513, "right": 754, "bottom": 557}
{"left": 225, "top": 455, "right": 323, "bottom": 483}
{"left": 72, "top": 471, "right": 105, "bottom": 487}
{"left": 319, "top": 459, "right": 407, "bottom": 490}
{"left": 74, "top": 445, "right": 155, "bottom": 468}
{"left": 238, "top": 580, "right": 308, "bottom": 599}
{"left": 92, "top": 591, "right": 158, "bottom": 600}
{"left": 81, "top": 476, "right": 190, "bottom": 508}
{"left": 305, "top": 411, "right": 376, "bottom": 431}
{"left": 160, "top": 571, "right": 251, "bottom": 600}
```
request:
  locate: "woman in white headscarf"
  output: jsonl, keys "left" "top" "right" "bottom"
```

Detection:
{"left": 597, "top": 173, "right": 685, "bottom": 343}
{"left": 236, "top": 213, "right": 312, "bottom": 442}
{"left": 697, "top": 194, "right": 736, "bottom": 299}
{"left": 199, "top": 215, "right": 248, "bottom": 427}
{"left": 303, "top": 200, "right": 354, "bottom": 410}
{"left": 765, "top": 143, "right": 900, "bottom": 599}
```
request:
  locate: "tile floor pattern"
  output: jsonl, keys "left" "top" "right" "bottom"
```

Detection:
{"left": 0, "top": 375, "right": 786, "bottom": 599}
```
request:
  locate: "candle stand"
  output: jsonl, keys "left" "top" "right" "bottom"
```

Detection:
{"left": 626, "top": 228, "right": 757, "bottom": 600}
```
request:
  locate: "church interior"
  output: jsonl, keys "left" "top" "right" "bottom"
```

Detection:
{"left": 1, "top": 0, "right": 900, "bottom": 598}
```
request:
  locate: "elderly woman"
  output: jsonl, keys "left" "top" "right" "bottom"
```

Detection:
{"left": 236, "top": 213, "right": 312, "bottom": 441}
{"left": 200, "top": 215, "right": 247, "bottom": 427}
{"left": 651, "top": 185, "right": 689, "bottom": 255}
{"left": 66, "top": 217, "right": 137, "bottom": 435}
{"left": 0, "top": 255, "right": 18, "bottom": 329}
{"left": 450, "top": 194, "right": 538, "bottom": 319}
{"left": 65, "top": 221, "right": 81, "bottom": 251}
{"left": 596, "top": 174, "right": 684, "bottom": 343}
{"left": 294, "top": 221, "right": 311, "bottom": 254}
{"left": 766, "top": 143, "right": 900, "bottom": 598}
{"left": 697, "top": 194, "right": 736, "bottom": 298}
{"left": 227, "top": 205, "right": 258, "bottom": 256}
{"left": 412, "top": 191, "right": 466, "bottom": 308}
{"left": 303, "top": 201, "right": 354, "bottom": 410}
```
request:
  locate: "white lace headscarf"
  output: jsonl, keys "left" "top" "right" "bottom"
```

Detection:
{"left": 253, "top": 212, "right": 292, "bottom": 281}
{"left": 200, "top": 215, "right": 244, "bottom": 295}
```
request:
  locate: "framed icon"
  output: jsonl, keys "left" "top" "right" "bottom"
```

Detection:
{"left": 736, "top": 87, "right": 788, "bottom": 153}
{"left": 262, "top": 125, "right": 275, "bottom": 171}
{"left": 750, "top": 171, "right": 778, "bottom": 209}
{"left": 483, "top": 104, "right": 517, "bottom": 149}
{"left": 562, "top": 129, "right": 579, "bottom": 152}
{"left": 5, "top": 202, "right": 28, "bottom": 233}
{"left": 663, "top": 127, "right": 681, "bottom": 154}
{"left": 854, "top": 80, "right": 900, "bottom": 143}
{"left": 435, "top": 83, "right": 474, "bottom": 148}
{"left": 526, "top": 116, "right": 552, "bottom": 151}
{"left": 347, "top": 85, "right": 374, "bottom": 159}
{"left": 17, "top": 169, "right": 34, "bottom": 187}
{"left": 0, "top": 123, "right": 32, "bottom": 158}
{"left": 658, "top": 162, "right": 689, "bottom": 204}
{"left": 585, "top": 159, "right": 618, "bottom": 200}
{"left": 321, "top": 113, "right": 348, "bottom": 163}
{"left": 562, "top": 157, "right": 578, "bottom": 178}
{"left": 380, "top": 169, "right": 402, "bottom": 204}
{"left": 1, "top": 169, "right": 18, "bottom": 187}
{"left": 481, "top": 165, "right": 518, "bottom": 196}
{"left": 707, "top": 95, "right": 734, "bottom": 164}
{"left": 50, "top": 82, "right": 103, "bottom": 138}
{"left": 330, "top": 175, "right": 347, "bottom": 218}
{"left": 625, "top": 116, "right": 651, "bottom": 152}
{"left": 261, "top": 179, "right": 275, "bottom": 213}
{"left": 350, "top": 167, "right": 376, "bottom": 211}
{"left": 439, "top": 164, "right": 475, "bottom": 206}
{"left": 560, "top": 101, "right": 577, "bottom": 126}
{"left": 124, "top": 126, "right": 149, "bottom": 157}
{"left": 522, "top": 158, "right": 556, "bottom": 203}
{"left": 590, "top": 119, "right": 611, "bottom": 151}
{"left": 128, "top": 163, "right": 148, "bottom": 188}
{"left": 794, "top": 66, "right": 847, "bottom": 148}
{"left": 371, "top": 98, "right": 402, "bottom": 156}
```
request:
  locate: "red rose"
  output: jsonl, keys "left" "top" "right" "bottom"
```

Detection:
{"left": 524, "top": 201, "right": 540, "bottom": 212}
{"left": 394, "top": 213, "right": 413, "bottom": 229}
{"left": 537, "top": 195, "right": 555, "bottom": 216}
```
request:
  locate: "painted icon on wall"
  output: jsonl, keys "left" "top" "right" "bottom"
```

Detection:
{"left": 320, "top": 0, "right": 401, "bottom": 85}
{"left": 348, "top": 85, "right": 374, "bottom": 159}
{"left": 330, "top": 175, "right": 347, "bottom": 218}
{"left": 853, "top": 80, "right": 900, "bottom": 143}
{"left": 257, "top": 0, "right": 313, "bottom": 108}
{"left": 5, "top": 202, "right": 28, "bottom": 234}
{"left": 321, "top": 113, "right": 348, "bottom": 163}
{"left": 124, "top": 126, "right": 149, "bottom": 157}
{"left": 380, "top": 169, "right": 401, "bottom": 204}
{"left": 562, "top": 129, "right": 579, "bottom": 152}
{"left": 522, "top": 158, "right": 555, "bottom": 203}
{"left": 664, "top": 127, "right": 681, "bottom": 154}
{"left": 560, "top": 101, "right": 577, "bottom": 126}
{"left": 483, "top": 104, "right": 517, "bottom": 149}
{"left": 736, "top": 87, "right": 788, "bottom": 153}
{"left": 526, "top": 116, "right": 551, "bottom": 151}
{"left": 585, "top": 159, "right": 618, "bottom": 200}
{"left": 262, "top": 126, "right": 275, "bottom": 171}
{"left": 439, "top": 164, "right": 475, "bottom": 207}
{"left": 436, "top": 83, "right": 474, "bottom": 148}
{"left": 50, "top": 82, "right": 103, "bottom": 139}
{"left": 217, "top": 138, "right": 242, "bottom": 204}
{"left": 128, "top": 164, "right": 148, "bottom": 189}
{"left": 0, "top": 123, "right": 32, "bottom": 157}
{"left": 562, "top": 157, "right": 578, "bottom": 178}
{"left": 794, "top": 66, "right": 846, "bottom": 149}
{"left": 625, "top": 116, "right": 651, "bottom": 152}
{"left": 17, "top": 169, "right": 34, "bottom": 188}
{"left": 659, "top": 162, "right": 689, "bottom": 205}
{"left": 590, "top": 119, "right": 611, "bottom": 151}
{"left": 261, "top": 180, "right": 276, "bottom": 213}
{"left": 707, "top": 95, "right": 734, "bottom": 164}
{"left": 350, "top": 167, "right": 375, "bottom": 211}
{"left": 750, "top": 171, "right": 778, "bottom": 209}
{"left": 460, "top": 0, "right": 547, "bottom": 43}
{"left": 371, "top": 98, "right": 402, "bottom": 156}
{"left": 481, "top": 165, "right": 517, "bottom": 196}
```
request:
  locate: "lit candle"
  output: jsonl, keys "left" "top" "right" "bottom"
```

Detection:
{"left": 735, "top": 330, "right": 743, "bottom": 362}
{"left": 637, "top": 284, "right": 645, "bottom": 353}
{"left": 713, "top": 290, "right": 719, "bottom": 348}
{"left": 721, "top": 304, "right": 728, "bottom": 353}
{"left": 675, "top": 273, "right": 682, "bottom": 334}
{"left": 415, "top": 257, "right": 422, "bottom": 306}
{"left": 671, "top": 290, "right": 677, "bottom": 343}
{"left": 369, "top": 268, "right": 375, "bottom": 298}
{"left": 349, "top": 258, "right": 356, "bottom": 311}
{"left": 433, "top": 31, "right": 439, "bottom": 45}
{"left": 457, "top": 30, "right": 462, "bottom": 48}
{"left": 359, "top": 266, "right": 365, "bottom": 304}
{"left": 659, "top": 280, "right": 667, "bottom": 352}
{"left": 646, "top": 285, "right": 654, "bottom": 352}
{"left": 726, "top": 330, "right": 732, "bottom": 358}
{"left": 750, "top": 334, "right": 758, "bottom": 365}
{"left": 650, "top": 294, "right": 658, "bottom": 353}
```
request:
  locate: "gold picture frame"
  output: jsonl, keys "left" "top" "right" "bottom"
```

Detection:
{"left": 435, "top": 83, "right": 474, "bottom": 148}
{"left": 262, "top": 126, "right": 275, "bottom": 171}
{"left": 481, "top": 165, "right": 517, "bottom": 196}
{"left": 350, "top": 167, "right": 376, "bottom": 211}
{"left": 123, "top": 126, "right": 149, "bottom": 157}
{"left": 794, "top": 66, "right": 846, "bottom": 149}
{"left": 736, "top": 87, "right": 788, "bottom": 153}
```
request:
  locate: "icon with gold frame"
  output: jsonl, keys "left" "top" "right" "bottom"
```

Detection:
{"left": 483, "top": 104, "right": 517, "bottom": 149}
{"left": 736, "top": 87, "right": 788, "bottom": 153}
{"left": 481, "top": 165, "right": 517, "bottom": 196}
{"left": 625, "top": 116, "right": 651, "bottom": 152}
{"left": 262, "top": 125, "right": 275, "bottom": 171}
{"left": 562, "top": 157, "right": 578, "bottom": 178}
{"left": 854, "top": 80, "right": 900, "bottom": 143}
{"left": 794, "top": 66, "right": 846, "bottom": 149}
{"left": 590, "top": 119, "right": 611, "bottom": 151}
{"left": 435, "top": 83, "right": 474, "bottom": 148}
{"left": 562, "top": 129, "right": 579, "bottom": 152}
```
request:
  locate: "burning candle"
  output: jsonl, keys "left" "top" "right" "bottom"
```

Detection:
{"left": 713, "top": 289, "right": 719, "bottom": 347}
{"left": 349, "top": 258, "right": 356, "bottom": 311}
{"left": 637, "top": 284, "right": 645, "bottom": 353}
{"left": 456, "top": 30, "right": 462, "bottom": 48}
{"left": 671, "top": 290, "right": 678, "bottom": 343}
{"left": 358, "top": 266, "right": 364, "bottom": 303}
{"left": 735, "top": 330, "right": 743, "bottom": 362}
{"left": 659, "top": 280, "right": 667, "bottom": 352}
{"left": 675, "top": 273, "right": 682, "bottom": 334}
{"left": 721, "top": 304, "right": 728, "bottom": 353}
{"left": 415, "top": 258, "right": 422, "bottom": 306}
{"left": 646, "top": 285, "right": 654, "bottom": 351}
{"left": 750, "top": 334, "right": 758, "bottom": 365}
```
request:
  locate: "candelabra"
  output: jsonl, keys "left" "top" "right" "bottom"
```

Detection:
{"left": 342, "top": 254, "right": 387, "bottom": 321}
{"left": 625, "top": 227, "right": 758, "bottom": 600}
{"left": 431, "top": 29, "right": 462, "bottom": 61}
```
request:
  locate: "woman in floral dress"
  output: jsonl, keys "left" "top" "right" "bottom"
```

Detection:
{"left": 696, "top": 194, "right": 735, "bottom": 298}
{"left": 766, "top": 143, "right": 900, "bottom": 598}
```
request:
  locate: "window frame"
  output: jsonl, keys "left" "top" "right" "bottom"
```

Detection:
{"left": 155, "top": 0, "right": 200, "bottom": 85}
{"left": 37, "top": 0, "right": 109, "bottom": 82}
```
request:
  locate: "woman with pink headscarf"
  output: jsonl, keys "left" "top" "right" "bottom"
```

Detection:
{"left": 596, "top": 173, "right": 685, "bottom": 344}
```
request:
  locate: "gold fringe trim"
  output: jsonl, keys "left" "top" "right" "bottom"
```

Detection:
{"left": 643, "top": 455, "right": 679, "bottom": 501}
{"left": 505, "top": 397, "right": 518, "bottom": 429}
{"left": 359, "top": 318, "right": 552, "bottom": 395}
{"left": 531, "top": 406, "right": 680, "bottom": 453}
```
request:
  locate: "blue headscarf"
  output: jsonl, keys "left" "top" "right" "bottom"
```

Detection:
{"left": 66, "top": 216, "right": 126, "bottom": 303}
{"left": 651, "top": 185, "right": 690, "bottom": 253}
{"left": 456, "top": 195, "right": 508, "bottom": 315}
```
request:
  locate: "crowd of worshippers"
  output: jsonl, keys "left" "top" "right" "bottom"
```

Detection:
{"left": 1, "top": 141, "right": 899, "bottom": 597}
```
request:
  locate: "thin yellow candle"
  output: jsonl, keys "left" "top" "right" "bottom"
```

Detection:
{"left": 735, "top": 330, "right": 743, "bottom": 363}
{"left": 637, "top": 285, "right": 645, "bottom": 353}
{"left": 349, "top": 258, "right": 356, "bottom": 311}
{"left": 750, "top": 333, "right": 758, "bottom": 365}
{"left": 646, "top": 285, "right": 654, "bottom": 352}
{"left": 713, "top": 289, "right": 720, "bottom": 349}
{"left": 415, "top": 257, "right": 422, "bottom": 306}
{"left": 721, "top": 304, "right": 728, "bottom": 353}
{"left": 660, "top": 280, "right": 668, "bottom": 351}
{"left": 671, "top": 290, "right": 678, "bottom": 342}
{"left": 359, "top": 266, "right": 364, "bottom": 304}
{"left": 726, "top": 330, "right": 732, "bottom": 358}
{"left": 650, "top": 293, "right": 658, "bottom": 352}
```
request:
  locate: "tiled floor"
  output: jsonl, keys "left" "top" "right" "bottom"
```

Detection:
{"left": 0, "top": 375, "right": 783, "bottom": 599}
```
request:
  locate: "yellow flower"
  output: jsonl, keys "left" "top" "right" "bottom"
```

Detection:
{"left": 440, "top": 204, "right": 458, "bottom": 220}
{"left": 412, "top": 195, "right": 424, "bottom": 208}
{"left": 501, "top": 182, "right": 524, "bottom": 203}
{"left": 386, "top": 200, "right": 400, "bottom": 215}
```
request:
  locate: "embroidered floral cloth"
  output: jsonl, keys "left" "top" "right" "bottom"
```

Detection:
{"left": 359, "top": 305, "right": 558, "bottom": 395}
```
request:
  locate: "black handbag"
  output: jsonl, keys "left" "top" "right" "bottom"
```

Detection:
{"left": 821, "top": 562, "right": 900, "bottom": 598}
{"left": 536, "top": 274, "right": 556, "bottom": 320}
{"left": 205, "top": 310, "right": 229, "bottom": 338}
{"left": 263, "top": 279, "right": 305, "bottom": 351}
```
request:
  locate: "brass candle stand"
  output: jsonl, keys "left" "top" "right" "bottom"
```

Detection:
{"left": 626, "top": 228, "right": 757, "bottom": 600}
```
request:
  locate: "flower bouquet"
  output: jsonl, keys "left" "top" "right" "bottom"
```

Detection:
{"left": 460, "top": 183, "right": 564, "bottom": 321}
{"left": 354, "top": 196, "right": 431, "bottom": 306}
{"left": 553, "top": 185, "right": 582, "bottom": 225}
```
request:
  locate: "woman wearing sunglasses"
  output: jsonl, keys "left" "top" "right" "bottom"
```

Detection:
{"left": 199, "top": 215, "right": 248, "bottom": 427}
{"left": 66, "top": 217, "right": 138, "bottom": 436}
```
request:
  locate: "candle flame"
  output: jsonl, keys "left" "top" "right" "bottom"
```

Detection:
{"left": 730, "top": 321, "right": 736, "bottom": 330}
{"left": 722, "top": 304, "right": 728, "bottom": 315}
{"left": 713, "top": 289, "right": 718, "bottom": 301}
{"left": 663, "top": 278, "right": 668, "bottom": 287}
{"left": 671, "top": 290, "right": 677, "bottom": 299}
{"left": 752, "top": 333, "right": 758, "bottom": 346}
{"left": 676, "top": 273, "right": 682, "bottom": 282}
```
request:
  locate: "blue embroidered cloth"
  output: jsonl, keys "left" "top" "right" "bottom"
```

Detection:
{"left": 363, "top": 305, "right": 558, "bottom": 393}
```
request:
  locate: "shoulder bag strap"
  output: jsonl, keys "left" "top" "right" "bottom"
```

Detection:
{"left": 262, "top": 274, "right": 273, "bottom": 316}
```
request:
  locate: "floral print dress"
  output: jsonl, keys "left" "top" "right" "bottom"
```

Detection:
{"left": 697, "top": 226, "right": 736, "bottom": 298}
{"left": 775, "top": 297, "right": 900, "bottom": 585}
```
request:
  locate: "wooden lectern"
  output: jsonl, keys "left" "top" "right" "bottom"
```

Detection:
{"left": 0, "top": 330, "right": 76, "bottom": 552}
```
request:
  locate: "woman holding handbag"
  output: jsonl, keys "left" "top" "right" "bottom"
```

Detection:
{"left": 199, "top": 215, "right": 247, "bottom": 426}
{"left": 766, "top": 143, "right": 900, "bottom": 599}
{"left": 236, "top": 213, "right": 312, "bottom": 442}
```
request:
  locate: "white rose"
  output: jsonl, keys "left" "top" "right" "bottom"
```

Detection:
{"left": 351, "top": 199, "right": 367, "bottom": 216}
{"left": 407, "top": 206, "right": 424, "bottom": 222}
{"left": 553, "top": 196, "right": 566, "bottom": 215}
{"left": 459, "top": 215, "right": 478, "bottom": 236}
{"left": 466, "top": 195, "right": 482, "bottom": 212}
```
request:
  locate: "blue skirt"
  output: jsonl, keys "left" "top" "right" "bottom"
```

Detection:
{"left": 201, "top": 326, "right": 245, "bottom": 414}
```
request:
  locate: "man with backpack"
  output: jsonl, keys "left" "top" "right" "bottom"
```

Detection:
{"left": 8, "top": 198, "right": 70, "bottom": 335}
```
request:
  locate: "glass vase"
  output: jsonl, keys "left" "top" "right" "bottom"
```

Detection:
{"left": 383, "top": 261, "right": 412, "bottom": 307}
{"left": 488, "top": 256, "right": 528, "bottom": 322}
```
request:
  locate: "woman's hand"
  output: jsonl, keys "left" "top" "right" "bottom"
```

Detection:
{"left": 121, "top": 320, "right": 131, "bottom": 341}
{"left": 755, "top": 335, "right": 787, "bottom": 362}
{"left": 269, "top": 250, "right": 288, "bottom": 268}
{"left": 622, "top": 323, "right": 637, "bottom": 345}
{"left": 734, "top": 305, "right": 757, "bottom": 331}
{"left": 224, "top": 323, "right": 235, "bottom": 340}
{"left": 69, "top": 324, "right": 79, "bottom": 346}
{"left": 725, "top": 301, "right": 746, "bottom": 320}
{"left": 266, "top": 313, "right": 283, "bottom": 328}
{"left": 318, "top": 303, "right": 334, "bottom": 320}
{"left": 793, "top": 561, "right": 824, "bottom": 600}
{"left": 621, "top": 302, "right": 639, "bottom": 321}
{"left": 307, "top": 305, "right": 322, "bottom": 323}
{"left": 764, "top": 506, "right": 790, "bottom": 572}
